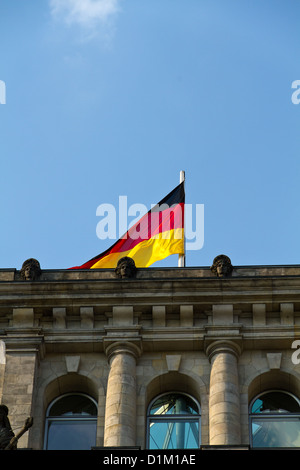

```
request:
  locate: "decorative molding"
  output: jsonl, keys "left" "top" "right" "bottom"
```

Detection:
{"left": 280, "top": 303, "right": 294, "bottom": 325}
{"left": 205, "top": 340, "right": 242, "bottom": 362}
{"left": 80, "top": 307, "right": 94, "bottom": 328}
{"left": 53, "top": 308, "right": 66, "bottom": 329}
{"left": 266, "top": 352, "right": 282, "bottom": 370}
{"left": 180, "top": 306, "right": 193, "bottom": 327}
{"left": 166, "top": 354, "right": 181, "bottom": 371}
{"left": 252, "top": 304, "right": 266, "bottom": 326}
{"left": 112, "top": 306, "right": 134, "bottom": 326}
{"left": 65, "top": 355, "right": 80, "bottom": 373}
{"left": 104, "top": 341, "right": 142, "bottom": 363}
{"left": 152, "top": 306, "right": 166, "bottom": 327}
{"left": 212, "top": 305, "right": 233, "bottom": 325}
{"left": 12, "top": 308, "right": 34, "bottom": 328}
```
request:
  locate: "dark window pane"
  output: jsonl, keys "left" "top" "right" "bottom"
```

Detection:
{"left": 46, "top": 420, "right": 97, "bottom": 450}
{"left": 49, "top": 394, "right": 97, "bottom": 417}
{"left": 251, "top": 392, "right": 300, "bottom": 414}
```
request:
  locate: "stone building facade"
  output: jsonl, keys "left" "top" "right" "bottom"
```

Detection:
{"left": 0, "top": 259, "right": 299, "bottom": 450}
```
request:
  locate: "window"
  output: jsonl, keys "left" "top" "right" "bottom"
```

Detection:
{"left": 44, "top": 393, "right": 97, "bottom": 450}
{"left": 147, "top": 393, "right": 201, "bottom": 449}
{"left": 249, "top": 390, "right": 300, "bottom": 448}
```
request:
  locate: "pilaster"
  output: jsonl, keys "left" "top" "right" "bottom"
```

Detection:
{"left": 0, "top": 331, "right": 44, "bottom": 448}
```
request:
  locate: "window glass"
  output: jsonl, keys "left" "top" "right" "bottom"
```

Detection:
{"left": 250, "top": 391, "right": 300, "bottom": 448}
{"left": 251, "top": 391, "right": 300, "bottom": 414}
{"left": 149, "top": 419, "right": 199, "bottom": 449}
{"left": 49, "top": 394, "right": 97, "bottom": 417}
{"left": 45, "top": 394, "right": 97, "bottom": 450}
{"left": 149, "top": 393, "right": 199, "bottom": 416}
{"left": 148, "top": 393, "right": 200, "bottom": 450}
{"left": 46, "top": 420, "right": 97, "bottom": 450}
{"left": 251, "top": 417, "right": 300, "bottom": 448}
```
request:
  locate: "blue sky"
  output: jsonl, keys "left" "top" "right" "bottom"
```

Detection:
{"left": 1, "top": 0, "right": 300, "bottom": 270}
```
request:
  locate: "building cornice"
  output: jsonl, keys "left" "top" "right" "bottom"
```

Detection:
{"left": 0, "top": 267, "right": 298, "bottom": 354}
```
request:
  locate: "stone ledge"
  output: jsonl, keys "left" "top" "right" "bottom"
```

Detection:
{"left": 1, "top": 264, "right": 300, "bottom": 283}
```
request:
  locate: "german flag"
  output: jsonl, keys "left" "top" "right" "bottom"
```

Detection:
{"left": 70, "top": 182, "right": 185, "bottom": 269}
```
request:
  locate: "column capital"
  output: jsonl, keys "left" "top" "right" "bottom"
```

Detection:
{"left": 104, "top": 340, "right": 142, "bottom": 363}
{"left": 2, "top": 331, "right": 45, "bottom": 360}
{"left": 205, "top": 339, "right": 242, "bottom": 362}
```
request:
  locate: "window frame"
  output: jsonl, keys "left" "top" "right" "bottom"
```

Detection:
{"left": 249, "top": 389, "right": 300, "bottom": 449}
{"left": 44, "top": 392, "right": 98, "bottom": 450}
{"left": 146, "top": 392, "right": 201, "bottom": 450}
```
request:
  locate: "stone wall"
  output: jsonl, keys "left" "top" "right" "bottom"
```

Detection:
{"left": 0, "top": 265, "right": 299, "bottom": 449}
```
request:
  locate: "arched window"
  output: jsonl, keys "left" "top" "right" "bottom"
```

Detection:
{"left": 249, "top": 390, "right": 300, "bottom": 448}
{"left": 147, "top": 392, "right": 201, "bottom": 449}
{"left": 44, "top": 393, "right": 97, "bottom": 450}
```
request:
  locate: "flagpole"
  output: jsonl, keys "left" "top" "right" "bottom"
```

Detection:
{"left": 178, "top": 170, "right": 186, "bottom": 267}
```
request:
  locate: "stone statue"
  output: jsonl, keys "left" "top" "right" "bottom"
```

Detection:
{"left": 211, "top": 254, "right": 233, "bottom": 278}
{"left": 114, "top": 257, "right": 137, "bottom": 279}
{"left": 0, "top": 405, "right": 15, "bottom": 449}
{"left": 0, "top": 405, "right": 33, "bottom": 450}
{"left": 5, "top": 416, "right": 33, "bottom": 450}
{"left": 20, "top": 258, "right": 41, "bottom": 281}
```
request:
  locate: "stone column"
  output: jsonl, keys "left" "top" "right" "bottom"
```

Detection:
{"left": 104, "top": 342, "right": 140, "bottom": 447}
{"left": 207, "top": 341, "right": 241, "bottom": 445}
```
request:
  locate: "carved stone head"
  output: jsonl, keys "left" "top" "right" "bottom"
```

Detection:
{"left": 114, "top": 257, "right": 137, "bottom": 279}
{"left": 211, "top": 254, "right": 233, "bottom": 278}
{"left": 20, "top": 258, "right": 41, "bottom": 281}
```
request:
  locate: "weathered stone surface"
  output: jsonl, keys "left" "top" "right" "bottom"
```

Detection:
{"left": 0, "top": 264, "right": 298, "bottom": 449}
